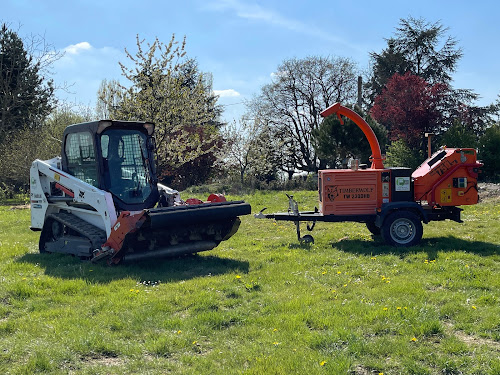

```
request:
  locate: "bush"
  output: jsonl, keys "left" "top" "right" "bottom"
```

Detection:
{"left": 312, "top": 110, "right": 387, "bottom": 168}
{"left": 384, "top": 139, "right": 425, "bottom": 170}
{"left": 440, "top": 120, "right": 478, "bottom": 149}
{"left": 0, "top": 107, "right": 89, "bottom": 195}
{"left": 0, "top": 126, "right": 61, "bottom": 192}
{"left": 185, "top": 173, "right": 319, "bottom": 196}
{"left": 478, "top": 124, "right": 500, "bottom": 182}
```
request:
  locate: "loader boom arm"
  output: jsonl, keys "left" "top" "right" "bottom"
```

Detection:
{"left": 320, "top": 103, "right": 384, "bottom": 169}
{"left": 30, "top": 158, "right": 117, "bottom": 236}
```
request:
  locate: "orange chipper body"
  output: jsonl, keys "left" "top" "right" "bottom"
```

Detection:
{"left": 256, "top": 103, "right": 483, "bottom": 247}
{"left": 317, "top": 103, "right": 482, "bottom": 215}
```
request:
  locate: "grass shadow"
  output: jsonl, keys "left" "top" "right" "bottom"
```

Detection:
{"left": 17, "top": 252, "right": 249, "bottom": 284}
{"left": 262, "top": 241, "right": 314, "bottom": 251}
{"left": 331, "top": 235, "right": 499, "bottom": 258}
{"left": 287, "top": 242, "right": 314, "bottom": 250}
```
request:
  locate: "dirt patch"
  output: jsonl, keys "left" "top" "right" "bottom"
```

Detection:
{"left": 478, "top": 183, "right": 500, "bottom": 201}
{"left": 352, "top": 365, "right": 372, "bottom": 374}
{"left": 9, "top": 204, "right": 30, "bottom": 210}
{"left": 81, "top": 354, "right": 126, "bottom": 367}
{"left": 444, "top": 322, "right": 500, "bottom": 352}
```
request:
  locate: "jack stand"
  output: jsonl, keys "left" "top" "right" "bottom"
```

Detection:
{"left": 286, "top": 194, "right": 314, "bottom": 244}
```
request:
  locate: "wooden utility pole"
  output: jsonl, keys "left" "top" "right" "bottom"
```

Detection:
{"left": 425, "top": 133, "right": 434, "bottom": 157}
{"left": 357, "top": 76, "right": 363, "bottom": 108}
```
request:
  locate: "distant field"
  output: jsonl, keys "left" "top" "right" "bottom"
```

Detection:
{"left": 0, "top": 191, "right": 499, "bottom": 374}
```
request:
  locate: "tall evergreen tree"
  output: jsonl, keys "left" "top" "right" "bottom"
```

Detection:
{"left": 312, "top": 106, "right": 387, "bottom": 168}
{"left": 366, "top": 17, "right": 462, "bottom": 104}
{"left": 367, "top": 16, "right": 498, "bottom": 169}
{"left": 0, "top": 24, "right": 55, "bottom": 143}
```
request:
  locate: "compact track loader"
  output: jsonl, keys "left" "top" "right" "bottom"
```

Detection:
{"left": 30, "top": 120, "right": 251, "bottom": 263}
{"left": 256, "top": 103, "right": 483, "bottom": 247}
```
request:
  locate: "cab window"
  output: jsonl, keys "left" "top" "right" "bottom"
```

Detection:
{"left": 100, "top": 129, "right": 152, "bottom": 204}
{"left": 65, "top": 132, "right": 98, "bottom": 187}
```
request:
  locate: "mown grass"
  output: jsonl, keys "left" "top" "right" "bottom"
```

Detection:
{"left": 0, "top": 191, "right": 499, "bottom": 374}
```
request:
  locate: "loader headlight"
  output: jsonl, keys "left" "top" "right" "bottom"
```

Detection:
{"left": 143, "top": 123, "right": 154, "bottom": 135}
{"left": 97, "top": 121, "right": 113, "bottom": 134}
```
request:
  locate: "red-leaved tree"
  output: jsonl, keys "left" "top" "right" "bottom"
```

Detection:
{"left": 370, "top": 72, "right": 449, "bottom": 148}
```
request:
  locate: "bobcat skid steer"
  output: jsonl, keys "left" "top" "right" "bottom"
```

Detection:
{"left": 29, "top": 120, "right": 251, "bottom": 264}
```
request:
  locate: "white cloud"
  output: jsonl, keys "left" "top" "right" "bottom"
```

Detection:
{"left": 214, "top": 89, "right": 241, "bottom": 97}
{"left": 64, "top": 42, "right": 92, "bottom": 55}
{"left": 205, "top": 0, "right": 351, "bottom": 47}
{"left": 52, "top": 43, "right": 125, "bottom": 106}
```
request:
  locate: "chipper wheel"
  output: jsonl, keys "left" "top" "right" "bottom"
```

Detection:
{"left": 381, "top": 210, "right": 423, "bottom": 247}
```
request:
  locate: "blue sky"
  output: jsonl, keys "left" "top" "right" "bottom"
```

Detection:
{"left": 3, "top": 0, "right": 499, "bottom": 123}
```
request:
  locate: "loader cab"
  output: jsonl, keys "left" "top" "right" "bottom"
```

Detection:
{"left": 61, "top": 120, "right": 160, "bottom": 212}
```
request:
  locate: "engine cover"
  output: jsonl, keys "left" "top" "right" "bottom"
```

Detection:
{"left": 412, "top": 148, "right": 482, "bottom": 206}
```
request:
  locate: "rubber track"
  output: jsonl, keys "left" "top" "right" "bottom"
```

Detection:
{"left": 49, "top": 211, "right": 107, "bottom": 249}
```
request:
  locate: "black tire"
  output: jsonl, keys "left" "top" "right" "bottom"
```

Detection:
{"left": 381, "top": 211, "right": 423, "bottom": 247}
{"left": 366, "top": 221, "right": 381, "bottom": 235}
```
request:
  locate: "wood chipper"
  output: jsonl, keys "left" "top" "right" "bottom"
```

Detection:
{"left": 30, "top": 120, "right": 251, "bottom": 263}
{"left": 255, "top": 103, "right": 483, "bottom": 247}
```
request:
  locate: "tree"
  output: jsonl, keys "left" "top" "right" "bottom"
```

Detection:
{"left": 249, "top": 56, "right": 359, "bottom": 175}
{"left": 0, "top": 105, "right": 88, "bottom": 191}
{"left": 96, "top": 79, "right": 123, "bottom": 119}
{"left": 221, "top": 118, "right": 281, "bottom": 185}
{"left": 248, "top": 124, "right": 282, "bottom": 184}
{"left": 221, "top": 121, "right": 256, "bottom": 185}
{"left": 366, "top": 17, "right": 462, "bottom": 103}
{"left": 97, "top": 35, "right": 223, "bottom": 189}
{"left": 366, "top": 17, "right": 499, "bottom": 170}
{"left": 478, "top": 124, "right": 500, "bottom": 182}
{"left": 0, "top": 24, "right": 56, "bottom": 143}
{"left": 365, "top": 43, "right": 409, "bottom": 106}
{"left": 370, "top": 71, "right": 499, "bottom": 155}
{"left": 440, "top": 119, "right": 478, "bottom": 149}
{"left": 370, "top": 72, "right": 449, "bottom": 148}
{"left": 444, "top": 97, "right": 499, "bottom": 137}
{"left": 384, "top": 139, "right": 424, "bottom": 170}
{"left": 312, "top": 107, "right": 387, "bottom": 168}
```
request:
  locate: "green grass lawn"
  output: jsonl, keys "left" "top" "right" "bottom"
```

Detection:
{"left": 0, "top": 191, "right": 499, "bottom": 374}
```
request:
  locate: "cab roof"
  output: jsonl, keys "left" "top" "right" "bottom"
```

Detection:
{"left": 62, "top": 120, "right": 155, "bottom": 137}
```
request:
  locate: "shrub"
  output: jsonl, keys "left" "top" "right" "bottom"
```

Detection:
{"left": 478, "top": 124, "right": 500, "bottom": 182}
{"left": 384, "top": 139, "right": 425, "bottom": 170}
